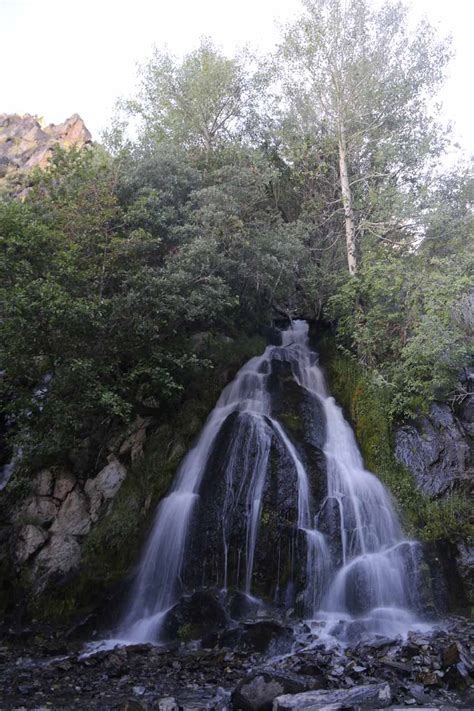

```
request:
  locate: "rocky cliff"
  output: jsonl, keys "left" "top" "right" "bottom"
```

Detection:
{"left": 0, "top": 113, "right": 91, "bottom": 184}
{"left": 395, "top": 366, "right": 474, "bottom": 609}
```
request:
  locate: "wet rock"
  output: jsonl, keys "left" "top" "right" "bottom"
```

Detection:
{"left": 50, "top": 488, "right": 91, "bottom": 536}
{"left": 455, "top": 542, "right": 474, "bottom": 606}
{"left": 15, "top": 524, "right": 47, "bottom": 563}
{"left": 103, "top": 647, "right": 128, "bottom": 677}
{"left": 273, "top": 682, "right": 392, "bottom": 710}
{"left": 221, "top": 620, "right": 292, "bottom": 653}
{"left": 167, "top": 590, "right": 228, "bottom": 641}
{"left": 227, "top": 590, "right": 261, "bottom": 620}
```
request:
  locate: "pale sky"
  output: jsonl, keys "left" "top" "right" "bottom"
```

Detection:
{"left": 0, "top": 0, "right": 473, "bottom": 156}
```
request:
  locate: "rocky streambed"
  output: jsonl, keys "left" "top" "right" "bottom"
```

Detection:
{"left": 0, "top": 617, "right": 473, "bottom": 710}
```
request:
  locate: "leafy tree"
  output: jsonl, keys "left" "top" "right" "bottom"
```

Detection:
{"left": 125, "top": 38, "right": 257, "bottom": 161}
{"left": 279, "top": 0, "right": 450, "bottom": 273}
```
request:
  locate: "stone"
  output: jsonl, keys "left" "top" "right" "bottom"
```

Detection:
{"left": 15, "top": 524, "right": 47, "bottom": 563}
{"left": 50, "top": 489, "right": 91, "bottom": 536}
{"left": 273, "top": 682, "right": 392, "bottom": 710}
{"left": 232, "top": 671, "right": 317, "bottom": 711}
{"left": 394, "top": 402, "right": 471, "bottom": 499}
{"left": 22, "top": 496, "right": 59, "bottom": 525}
{"left": 233, "top": 675, "right": 285, "bottom": 711}
{"left": 53, "top": 471, "right": 76, "bottom": 501}
{"left": 155, "top": 699, "right": 179, "bottom": 711}
{"left": 0, "top": 113, "right": 91, "bottom": 181}
{"left": 118, "top": 417, "right": 150, "bottom": 462}
{"left": 34, "top": 469, "right": 54, "bottom": 497}
{"left": 85, "top": 455, "right": 127, "bottom": 522}
{"left": 442, "top": 642, "right": 461, "bottom": 668}
{"left": 33, "top": 533, "right": 81, "bottom": 580}
{"left": 165, "top": 589, "right": 228, "bottom": 642}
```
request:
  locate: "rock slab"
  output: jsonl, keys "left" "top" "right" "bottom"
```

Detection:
{"left": 273, "top": 682, "right": 392, "bottom": 710}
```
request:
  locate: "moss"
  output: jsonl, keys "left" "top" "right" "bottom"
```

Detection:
{"left": 177, "top": 622, "right": 201, "bottom": 642}
{"left": 318, "top": 335, "right": 473, "bottom": 544}
{"left": 32, "top": 331, "right": 266, "bottom": 622}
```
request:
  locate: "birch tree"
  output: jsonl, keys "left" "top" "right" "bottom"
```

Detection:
{"left": 279, "top": 0, "right": 450, "bottom": 274}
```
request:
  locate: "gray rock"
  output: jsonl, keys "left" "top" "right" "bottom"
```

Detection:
{"left": 53, "top": 470, "right": 76, "bottom": 501}
{"left": 273, "top": 682, "right": 392, "bottom": 710}
{"left": 34, "top": 469, "right": 54, "bottom": 496}
{"left": 15, "top": 524, "right": 47, "bottom": 563}
{"left": 394, "top": 402, "right": 471, "bottom": 498}
{"left": 22, "top": 496, "right": 59, "bottom": 525}
{"left": 85, "top": 455, "right": 127, "bottom": 522}
{"left": 455, "top": 542, "right": 474, "bottom": 605}
{"left": 118, "top": 416, "right": 151, "bottom": 462}
{"left": 233, "top": 675, "right": 285, "bottom": 711}
{"left": 156, "top": 699, "right": 179, "bottom": 711}
{"left": 50, "top": 489, "right": 91, "bottom": 536}
{"left": 34, "top": 534, "right": 81, "bottom": 579}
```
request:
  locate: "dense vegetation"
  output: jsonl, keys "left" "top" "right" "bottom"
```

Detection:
{"left": 1, "top": 0, "right": 472, "bottom": 484}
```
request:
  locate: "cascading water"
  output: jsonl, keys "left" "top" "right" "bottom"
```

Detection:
{"left": 118, "top": 320, "right": 426, "bottom": 645}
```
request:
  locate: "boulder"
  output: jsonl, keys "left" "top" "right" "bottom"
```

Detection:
{"left": 233, "top": 675, "right": 285, "bottom": 711}
{"left": 34, "top": 469, "right": 54, "bottom": 497}
{"left": 165, "top": 589, "right": 228, "bottom": 642}
{"left": 50, "top": 489, "right": 91, "bottom": 536}
{"left": 15, "top": 524, "right": 47, "bottom": 563}
{"left": 155, "top": 699, "right": 179, "bottom": 711}
{"left": 53, "top": 470, "right": 76, "bottom": 501}
{"left": 21, "top": 496, "right": 59, "bottom": 525}
{"left": 273, "top": 682, "right": 392, "bottom": 710}
{"left": 85, "top": 455, "right": 127, "bottom": 522}
{"left": 33, "top": 533, "right": 81, "bottom": 579}
{"left": 233, "top": 671, "right": 317, "bottom": 711}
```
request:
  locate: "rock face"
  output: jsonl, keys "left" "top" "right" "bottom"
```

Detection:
{"left": 182, "top": 350, "right": 327, "bottom": 608}
{"left": 394, "top": 366, "right": 474, "bottom": 608}
{"left": 0, "top": 112, "right": 91, "bottom": 180}
{"left": 13, "top": 456, "right": 127, "bottom": 591}
{"left": 394, "top": 401, "right": 472, "bottom": 499}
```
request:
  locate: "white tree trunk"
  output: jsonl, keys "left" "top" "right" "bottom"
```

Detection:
{"left": 338, "top": 126, "right": 358, "bottom": 275}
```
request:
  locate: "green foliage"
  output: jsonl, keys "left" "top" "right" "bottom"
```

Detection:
{"left": 124, "top": 37, "right": 258, "bottom": 158}
{"left": 327, "top": 240, "right": 473, "bottom": 417}
{"left": 322, "top": 342, "right": 473, "bottom": 542}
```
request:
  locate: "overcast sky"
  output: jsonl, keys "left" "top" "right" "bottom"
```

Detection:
{"left": 1, "top": 0, "right": 473, "bottom": 156}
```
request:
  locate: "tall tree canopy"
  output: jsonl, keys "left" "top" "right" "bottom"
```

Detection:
{"left": 125, "top": 38, "right": 256, "bottom": 158}
{"left": 279, "top": 0, "right": 450, "bottom": 273}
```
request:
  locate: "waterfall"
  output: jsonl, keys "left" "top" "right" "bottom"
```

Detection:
{"left": 118, "top": 320, "right": 424, "bottom": 644}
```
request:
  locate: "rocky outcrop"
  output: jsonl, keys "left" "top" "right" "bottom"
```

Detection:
{"left": 0, "top": 112, "right": 91, "bottom": 183}
{"left": 394, "top": 367, "right": 474, "bottom": 608}
{"left": 394, "top": 400, "right": 473, "bottom": 499}
{"left": 13, "top": 455, "right": 127, "bottom": 591}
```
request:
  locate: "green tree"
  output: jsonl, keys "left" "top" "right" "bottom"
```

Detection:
{"left": 125, "top": 38, "right": 256, "bottom": 161}
{"left": 279, "top": 0, "right": 450, "bottom": 273}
